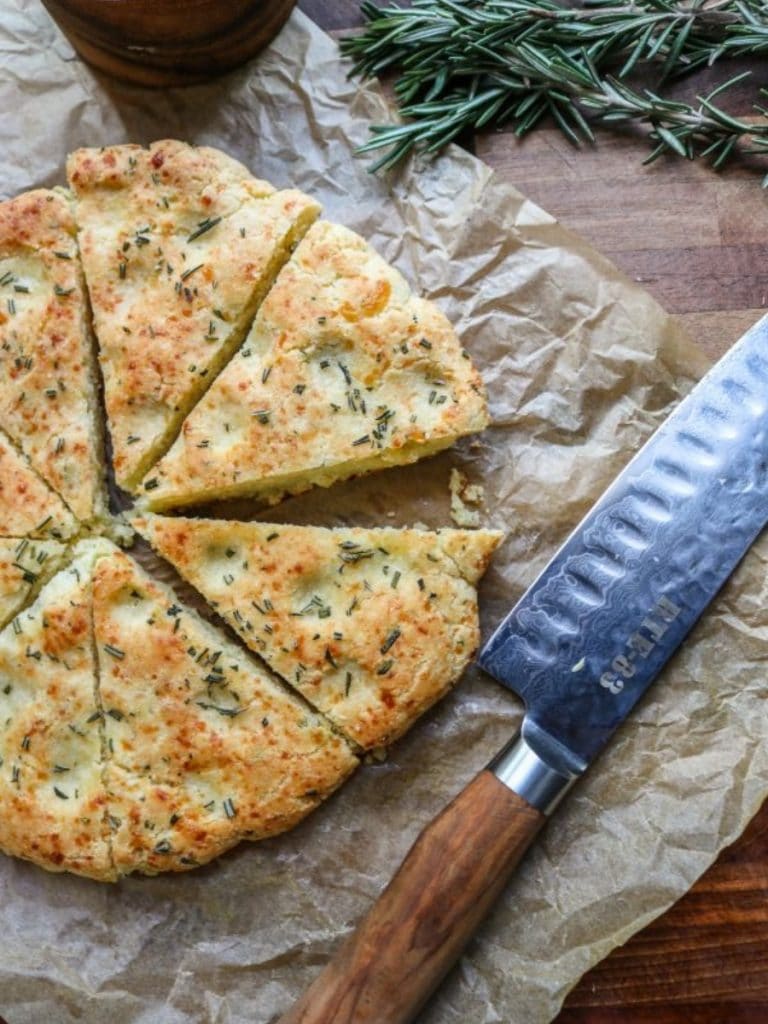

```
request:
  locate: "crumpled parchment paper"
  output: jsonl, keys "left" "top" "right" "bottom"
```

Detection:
{"left": 1, "top": 3, "right": 766, "bottom": 1023}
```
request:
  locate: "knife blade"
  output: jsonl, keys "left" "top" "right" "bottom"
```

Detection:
{"left": 278, "top": 313, "right": 768, "bottom": 1024}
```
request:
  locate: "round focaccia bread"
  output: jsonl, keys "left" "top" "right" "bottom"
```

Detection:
{"left": 0, "top": 141, "right": 497, "bottom": 880}
{"left": 93, "top": 545, "right": 358, "bottom": 876}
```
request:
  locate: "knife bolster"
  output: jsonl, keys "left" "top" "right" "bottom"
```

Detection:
{"left": 489, "top": 728, "right": 579, "bottom": 814}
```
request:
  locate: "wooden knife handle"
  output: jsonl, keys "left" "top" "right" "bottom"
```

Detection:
{"left": 277, "top": 769, "right": 545, "bottom": 1024}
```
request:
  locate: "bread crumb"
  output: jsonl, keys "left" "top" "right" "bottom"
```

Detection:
{"left": 364, "top": 746, "right": 388, "bottom": 764}
{"left": 449, "top": 468, "right": 485, "bottom": 528}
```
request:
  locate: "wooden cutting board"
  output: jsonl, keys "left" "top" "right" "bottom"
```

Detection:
{"left": 299, "top": 3, "right": 768, "bottom": 1019}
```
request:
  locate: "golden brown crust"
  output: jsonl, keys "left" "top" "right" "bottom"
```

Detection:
{"left": 0, "top": 189, "right": 107, "bottom": 525}
{"left": 93, "top": 547, "right": 357, "bottom": 876}
{"left": 0, "top": 430, "right": 78, "bottom": 540}
{"left": 67, "top": 140, "right": 321, "bottom": 490}
{"left": 140, "top": 220, "right": 489, "bottom": 510}
{"left": 0, "top": 543, "right": 115, "bottom": 881}
{"left": 135, "top": 516, "right": 503, "bottom": 750}
{"left": 0, "top": 148, "right": 497, "bottom": 880}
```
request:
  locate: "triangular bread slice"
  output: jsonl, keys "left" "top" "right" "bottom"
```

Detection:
{"left": 135, "top": 516, "right": 503, "bottom": 750}
{"left": 138, "top": 219, "right": 489, "bottom": 511}
{"left": 67, "top": 140, "right": 321, "bottom": 491}
{"left": 0, "top": 189, "right": 107, "bottom": 527}
{"left": 92, "top": 545, "right": 357, "bottom": 876}
{"left": 0, "top": 537, "right": 69, "bottom": 631}
{"left": 0, "top": 540, "right": 115, "bottom": 881}
{"left": 0, "top": 429, "right": 78, "bottom": 540}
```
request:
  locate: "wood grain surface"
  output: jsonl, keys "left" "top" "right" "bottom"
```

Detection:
{"left": 298, "top": 3, "right": 768, "bottom": 1022}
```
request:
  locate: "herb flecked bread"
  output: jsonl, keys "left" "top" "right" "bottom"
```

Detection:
{"left": 135, "top": 516, "right": 503, "bottom": 750}
{"left": 0, "top": 190, "right": 108, "bottom": 527}
{"left": 0, "top": 430, "right": 78, "bottom": 540}
{"left": 139, "top": 219, "right": 489, "bottom": 509}
{"left": 0, "top": 141, "right": 498, "bottom": 880}
{"left": 94, "top": 545, "right": 357, "bottom": 877}
{"left": 0, "top": 542, "right": 115, "bottom": 880}
{"left": 0, "top": 537, "right": 68, "bottom": 631}
{"left": 0, "top": 539, "right": 357, "bottom": 880}
{"left": 67, "top": 140, "right": 321, "bottom": 491}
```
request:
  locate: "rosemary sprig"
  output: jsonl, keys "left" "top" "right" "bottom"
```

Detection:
{"left": 342, "top": 0, "right": 768, "bottom": 176}
{"left": 345, "top": 0, "right": 755, "bottom": 88}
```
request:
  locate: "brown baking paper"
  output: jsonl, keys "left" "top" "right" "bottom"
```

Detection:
{"left": 0, "top": 4, "right": 766, "bottom": 1022}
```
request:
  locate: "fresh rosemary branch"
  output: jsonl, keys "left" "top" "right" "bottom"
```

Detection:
{"left": 342, "top": 0, "right": 768, "bottom": 175}
{"left": 346, "top": 0, "right": 759, "bottom": 86}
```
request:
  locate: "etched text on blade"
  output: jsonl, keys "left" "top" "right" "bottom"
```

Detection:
{"left": 479, "top": 315, "right": 768, "bottom": 768}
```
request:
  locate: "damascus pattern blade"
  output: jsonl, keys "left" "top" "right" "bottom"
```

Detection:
{"left": 478, "top": 314, "right": 768, "bottom": 774}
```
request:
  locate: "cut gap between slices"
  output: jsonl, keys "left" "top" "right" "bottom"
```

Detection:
{"left": 66, "top": 202, "right": 135, "bottom": 546}
{"left": 70, "top": 214, "right": 114, "bottom": 535}
{"left": 119, "top": 202, "right": 321, "bottom": 493}
{"left": 0, "top": 189, "right": 110, "bottom": 528}
{"left": 85, "top": 545, "right": 118, "bottom": 882}
{"left": 129, "top": 530, "right": 364, "bottom": 756}
{"left": 0, "top": 425, "right": 79, "bottom": 540}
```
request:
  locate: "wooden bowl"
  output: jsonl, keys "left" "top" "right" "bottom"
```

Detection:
{"left": 40, "top": 0, "right": 298, "bottom": 87}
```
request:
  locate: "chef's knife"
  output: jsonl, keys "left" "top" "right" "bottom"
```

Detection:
{"left": 278, "top": 313, "right": 768, "bottom": 1024}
